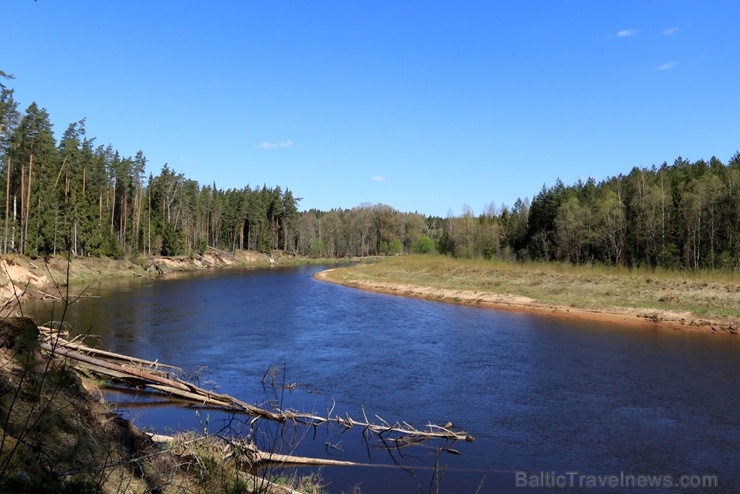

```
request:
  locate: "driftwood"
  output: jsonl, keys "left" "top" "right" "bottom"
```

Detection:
{"left": 38, "top": 330, "right": 474, "bottom": 444}
{"left": 150, "top": 431, "right": 444, "bottom": 472}
{"left": 150, "top": 433, "right": 368, "bottom": 468}
{"left": 38, "top": 291, "right": 101, "bottom": 302}
{"left": 39, "top": 330, "right": 181, "bottom": 373}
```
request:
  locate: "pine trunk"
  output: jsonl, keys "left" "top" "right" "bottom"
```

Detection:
{"left": 23, "top": 153, "right": 33, "bottom": 254}
{"left": 3, "top": 156, "right": 10, "bottom": 253}
{"left": 19, "top": 161, "right": 24, "bottom": 253}
{"left": 110, "top": 176, "right": 116, "bottom": 233}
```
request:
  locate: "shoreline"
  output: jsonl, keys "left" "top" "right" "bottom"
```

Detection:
{"left": 0, "top": 250, "right": 302, "bottom": 316}
{"left": 314, "top": 269, "right": 739, "bottom": 336}
{"left": 4, "top": 252, "right": 737, "bottom": 336}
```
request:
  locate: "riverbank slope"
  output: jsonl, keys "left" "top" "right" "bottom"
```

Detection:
{"left": 0, "top": 250, "right": 280, "bottom": 315}
{"left": 315, "top": 256, "right": 740, "bottom": 335}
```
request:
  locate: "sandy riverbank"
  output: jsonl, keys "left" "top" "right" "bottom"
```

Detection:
{"left": 314, "top": 269, "right": 739, "bottom": 335}
{"left": 0, "top": 250, "right": 279, "bottom": 316}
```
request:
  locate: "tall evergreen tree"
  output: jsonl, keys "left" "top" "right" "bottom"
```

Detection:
{"left": 9, "top": 103, "right": 58, "bottom": 256}
{"left": 526, "top": 180, "right": 565, "bottom": 260}
{"left": 0, "top": 86, "right": 20, "bottom": 253}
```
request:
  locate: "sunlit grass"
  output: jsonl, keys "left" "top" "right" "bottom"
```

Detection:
{"left": 327, "top": 255, "right": 740, "bottom": 318}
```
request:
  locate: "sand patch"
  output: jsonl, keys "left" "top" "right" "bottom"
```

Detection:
{"left": 314, "top": 270, "right": 738, "bottom": 335}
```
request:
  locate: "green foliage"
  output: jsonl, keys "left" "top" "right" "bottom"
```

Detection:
{"left": 482, "top": 240, "right": 495, "bottom": 260}
{"left": 161, "top": 223, "right": 184, "bottom": 256}
{"left": 2, "top": 74, "right": 740, "bottom": 271}
{"left": 378, "top": 239, "right": 403, "bottom": 255}
{"left": 105, "top": 234, "right": 124, "bottom": 258}
{"left": 412, "top": 234, "right": 436, "bottom": 254}
{"left": 195, "top": 236, "right": 207, "bottom": 255}
{"left": 225, "top": 479, "right": 250, "bottom": 494}
{"left": 389, "top": 238, "right": 403, "bottom": 255}
{"left": 437, "top": 230, "right": 456, "bottom": 256}
{"left": 310, "top": 239, "right": 324, "bottom": 257}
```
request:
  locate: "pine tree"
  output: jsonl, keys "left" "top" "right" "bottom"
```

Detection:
{"left": 9, "top": 103, "right": 59, "bottom": 256}
{"left": 0, "top": 86, "right": 20, "bottom": 253}
{"left": 281, "top": 189, "right": 300, "bottom": 253}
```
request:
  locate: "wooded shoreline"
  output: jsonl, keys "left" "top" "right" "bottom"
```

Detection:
{"left": 1, "top": 250, "right": 314, "bottom": 314}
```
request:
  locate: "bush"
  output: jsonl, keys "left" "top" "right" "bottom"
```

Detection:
{"left": 412, "top": 234, "right": 436, "bottom": 254}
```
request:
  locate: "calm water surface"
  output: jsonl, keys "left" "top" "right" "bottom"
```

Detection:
{"left": 28, "top": 266, "right": 740, "bottom": 493}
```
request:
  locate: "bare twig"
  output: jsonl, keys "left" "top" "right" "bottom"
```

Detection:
{"left": 39, "top": 333, "right": 475, "bottom": 444}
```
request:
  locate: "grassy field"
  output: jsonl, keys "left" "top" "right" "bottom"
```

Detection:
{"left": 323, "top": 255, "right": 740, "bottom": 319}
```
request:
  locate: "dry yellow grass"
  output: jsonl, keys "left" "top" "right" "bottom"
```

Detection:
{"left": 325, "top": 255, "right": 740, "bottom": 319}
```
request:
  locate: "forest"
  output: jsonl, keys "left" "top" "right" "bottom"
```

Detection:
{"left": 2, "top": 75, "right": 740, "bottom": 270}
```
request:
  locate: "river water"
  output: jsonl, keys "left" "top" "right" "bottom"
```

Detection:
{"left": 28, "top": 265, "right": 740, "bottom": 493}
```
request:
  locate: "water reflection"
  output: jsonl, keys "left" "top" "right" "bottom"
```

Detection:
{"left": 29, "top": 266, "right": 740, "bottom": 493}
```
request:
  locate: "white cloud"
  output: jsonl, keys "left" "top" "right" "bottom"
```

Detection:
{"left": 616, "top": 29, "right": 636, "bottom": 37}
{"left": 658, "top": 62, "right": 678, "bottom": 70}
{"left": 372, "top": 176, "right": 385, "bottom": 182}
{"left": 257, "top": 140, "right": 293, "bottom": 150}
{"left": 663, "top": 27, "right": 679, "bottom": 36}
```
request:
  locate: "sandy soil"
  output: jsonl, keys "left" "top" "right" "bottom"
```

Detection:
{"left": 314, "top": 269, "right": 739, "bottom": 335}
{"left": 1, "top": 250, "right": 278, "bottom": 316}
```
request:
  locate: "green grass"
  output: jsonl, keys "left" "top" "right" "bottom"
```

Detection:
{"left": 326, "top": 255, "right": 740, "bottom": 319}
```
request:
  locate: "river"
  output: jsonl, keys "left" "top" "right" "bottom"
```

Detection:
{"left": 27, "top": 265, "right": 740, "bottom": 493}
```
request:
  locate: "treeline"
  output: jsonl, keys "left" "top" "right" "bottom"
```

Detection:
{"left": 2, "top": 74, "right": 740, "bottom": 269}
{"left": 436, "top": 155, "right": 740, "bottom": 270}
{"left": 0, "top": 82, "right": 300, "bottom": 258}
{"left": 295, "top": 155, "right": 740, "bottom": 270}
{"left": 295, "top": 205, "right": 436, "bottom": 257}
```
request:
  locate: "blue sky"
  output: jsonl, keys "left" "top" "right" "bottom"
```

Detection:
{"left": 2, "top": 1, "right": 738, "bottom": 217}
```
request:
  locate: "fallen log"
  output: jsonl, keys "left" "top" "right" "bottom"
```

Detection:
{"left": 39, "top": 327, "right": 181, "bottom": 374}
{"left": 39, "top": 335, "right": 474, "bottom": 443}
{"left": 150, "top": 432, "right": 415, "bottom": 470}
{"left": 147, "top": 384, "right": 235, "bottom": 408}
{"left": 39, "top": 342, "right": 191, "bottom": 392}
